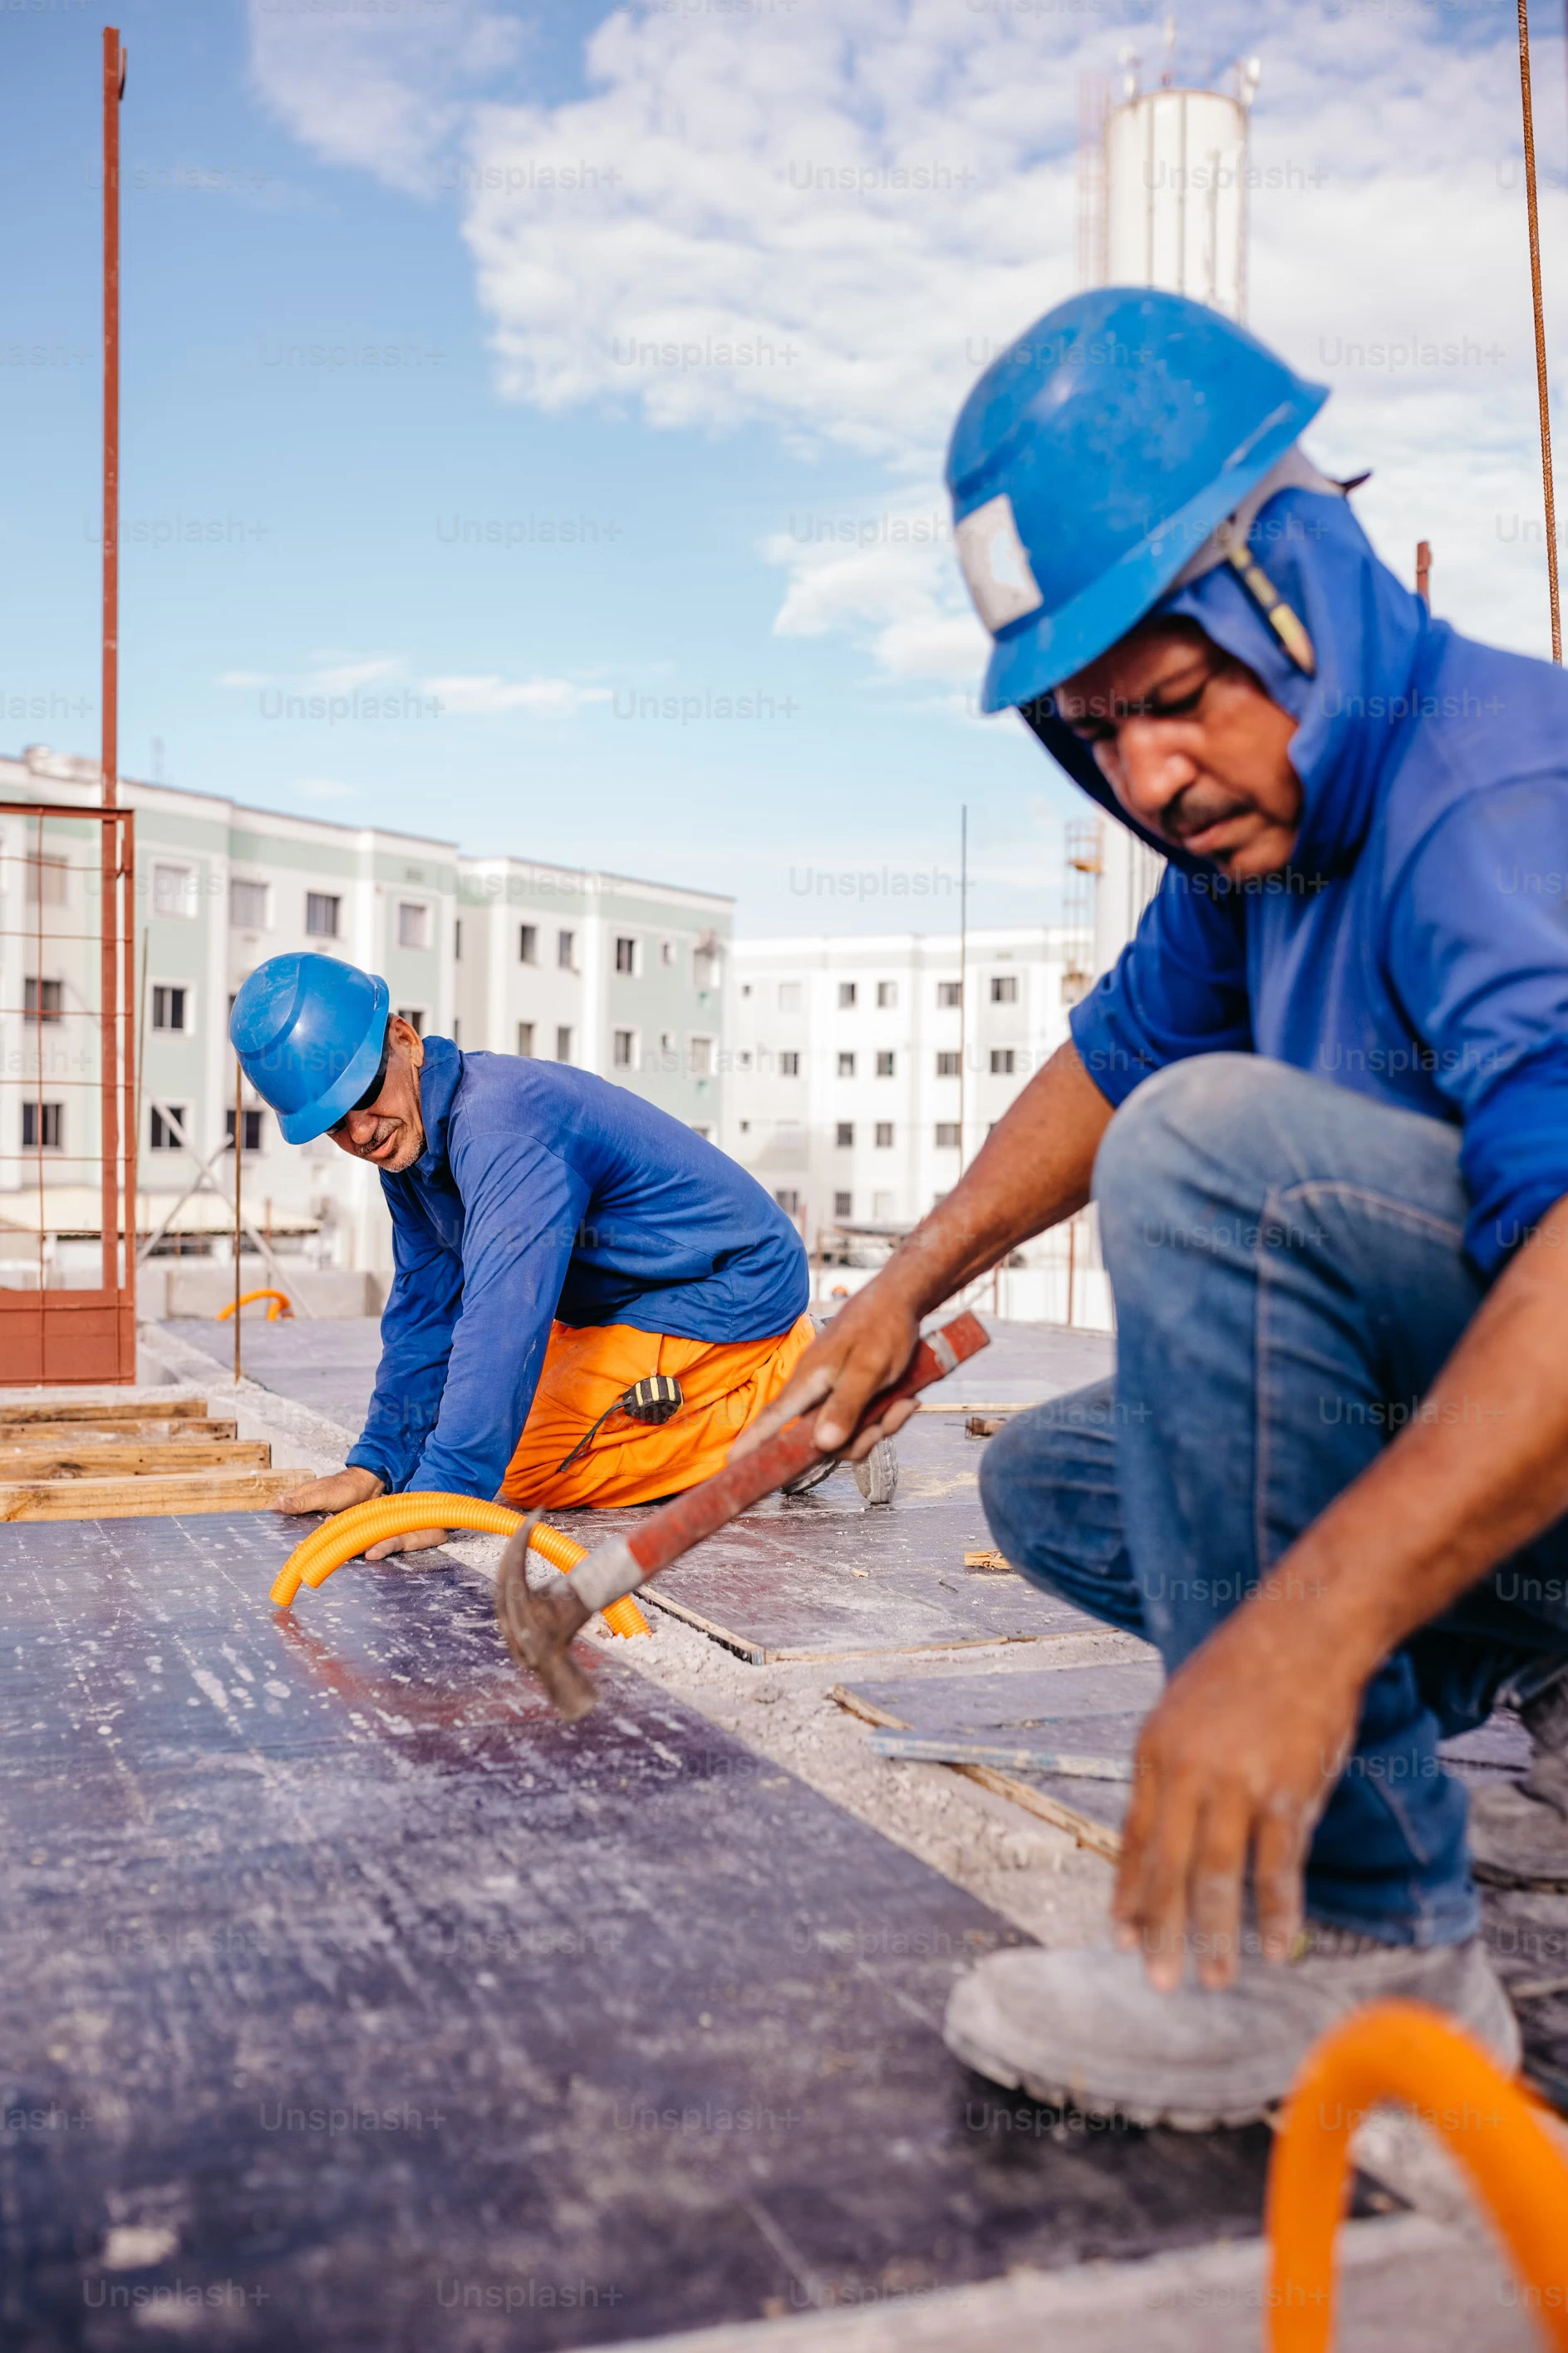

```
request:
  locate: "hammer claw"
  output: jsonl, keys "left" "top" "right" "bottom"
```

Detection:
{"left": 496, "top": 1516, "right": 598, "bottom": 1722}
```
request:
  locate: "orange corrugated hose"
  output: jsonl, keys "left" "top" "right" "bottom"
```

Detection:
{"left": 268, "top": 1494, "right": 651, "bottom": 1638}
{"left": 1266, "top": 2000, "right": 1568, "bottom": 2351}
{"left": 217, "top": 1288, "right": 293, "bottom": 1322}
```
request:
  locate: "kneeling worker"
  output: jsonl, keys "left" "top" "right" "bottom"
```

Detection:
{"left": 231, "top": 953, "right": 815, "bottom": 1552}
{"left": 750, "top": 288, "right": 1568, "bottom": 2125}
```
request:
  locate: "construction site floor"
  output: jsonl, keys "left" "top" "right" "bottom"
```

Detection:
{"left": 0, "top": 1318, "right": 1560, "bottom": 2350}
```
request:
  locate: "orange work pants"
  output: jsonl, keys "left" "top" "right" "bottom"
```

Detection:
{"left": 500, "top": 1312, "right": 816, "bottom": 1510}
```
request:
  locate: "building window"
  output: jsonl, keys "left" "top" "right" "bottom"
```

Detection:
{"left": 990, "top": 973, "right": 1019, "bottom": 1003}
{"left": 739, "top": 1120, "right": 750, "bottom": 1134}
{"left": 519, "top": 923, "right": 538, "bottom": 964}
{"left": 225, "top": 1106, "right": 264, "bottom": 1152}
{"left": 875, "top": 1121, "right": 894, "bottom": 1148}
{"left": 229, "top": 878, "right": 268, "bottom": 930}
{"left": 556, "top": 1025, "right": 573, "bottom": 1062}
{"left": 691, "top": 1124, "right": 712, "bottom": 1140}
{"left": 740, "top": 982, "right": 752, "bottom": 999}
{"left": 558, "top": 930, "right": 575, "bottom": 970}
{"left": 661, "top": 939, "right": 677, "bottom": 967}
{"left": 736, "top": 1051, "right": 752, "bottom": 1071}
{"left": 936, "top": 1051, "right": 961, "bottom": 1077}
{"left": 689, "top": 1035, "right": 715, "bottom": 1078}
{"left": 936, "top": 1122, "right": 961, "bottom": 1149}
{"left": 22, "top": 1102, "right": 62, "bottom": 1150}
{"left": 836, "top": 1121, "right": 855, "bottom": 1149}
{"left": 451, "top": 1017, "right": 462, "bottom": 1046}
{"left": 877, "top": 980, "right": 897, "bottom": 1009}
{"left": 659, "top": 1031, "right": 675, "bottom": 1056}
{"left": 837, "top": 1051, "right": 856, "bottom": 1079}
{"left": 833, "top": 1190, "right": 853, "bottom": 1218}
{"left": 151, "top": 985, "right": 189, "bottom": 1033}
{"left": 694, "top": 944, "right": 720, "bottom": 990}
{"left": 397, "top": 901, "right": 430, "bottom": 951}
{"left": 774, "top": 1189, "right": 801, "bottom": 1215}
{"left": 838, "top": 982, "right": 857, "bottom": 1009}
{"left": 612, "top": 1028, "right": 635, "bottom": 1068}
{"left": 25, "top": 854, "right": 67, "bottom": 905}
{"left": 396, "top": 1006, "right": 425, "bottom": 1036}
{"left": 453, "top": 919, "right": 462, "bottom": 962}
{"left": 23, "top": 977, "right": 63, "bottom": 1024}
{"left": 937, "top": 979, "right": 962, "bottom": 1008}
{"left": 990, "top": 1047, "right": 1016, "bottom": 1075}
{"left": 872, "top": 1189, "right": 895, "bottom": 1220}
{"left": 307, "top": 891, "right": 341, "bottom": 938}
{"left": 150, "top": 1104, "right": 189, "bottom": 1151}
{"left": 779, "top": 1051, "right": 800, "bottom": 1076}
{"left": 875, "top": 1050, "right": 895, "bottom": 1078}
{"left": 516, "top": 1021, "right": 535, "bottom": 1057}
{"left": 153, "top": 863, "right": 196, "bottom": 920}
{"left": 615, "top": 936, "right": 637, "bottom": 976}
{"left": 778, "top": 982, "right": 802, "bottom": 1012}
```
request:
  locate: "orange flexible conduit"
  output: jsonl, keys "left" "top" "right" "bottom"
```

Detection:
{"left": 217, "top": 1287, "right": 293, "bottom": 1322}
{"left": 268, "top": 1494, "right": 651, "bottom": 1640}
{"left": 1267, "top": 2000, "right": 1568, "bottom": 2350}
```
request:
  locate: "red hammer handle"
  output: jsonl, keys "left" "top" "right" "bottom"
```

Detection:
{"left": 622, "top": 1309, "right": 989, "bottom": 1582}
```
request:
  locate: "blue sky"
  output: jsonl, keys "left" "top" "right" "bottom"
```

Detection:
{"left": 3, "top": 0, "right": 1565, "bottom": 933}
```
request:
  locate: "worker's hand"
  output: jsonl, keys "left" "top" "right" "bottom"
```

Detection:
{"left": 277, "top": 1467, "right": 384, "bottom": 1516}
{"left": 363, "top": 1524, "right": 450, "bottom": 1561}
{"left": 731, "top": 1277, "right": 924, "bottom": 1464}
{"left": 1112, "top": 1597, "right": 1364, "bottom": 1991}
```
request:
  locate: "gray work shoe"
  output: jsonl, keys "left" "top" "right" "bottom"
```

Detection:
{"left": 1470, "top": 1662, "right": 1568, "bottom": 1891}
{"left": 944, "top": 1927, "right": 1521, "bottom": 2130}
{"left": 780, "top": 1457, "right": 838, "bottom": 1498}
{"left": 852, "top": 1438, "right": 898, "bottom": 1506}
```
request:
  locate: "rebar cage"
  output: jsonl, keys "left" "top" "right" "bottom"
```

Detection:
{"left": 0, "top": 802, "right": 137, "bottom": 1382}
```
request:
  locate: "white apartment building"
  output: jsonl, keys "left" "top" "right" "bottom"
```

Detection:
{"left": 1, "top": 746, "right": 730, "bottom": 1296}
{"left": 726, "top": 926, "right": 1112, "bottom": 1328}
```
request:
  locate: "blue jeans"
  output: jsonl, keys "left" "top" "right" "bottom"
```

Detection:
{"left": 981, "top": 1056, "right": 1568, "bottom": 1947}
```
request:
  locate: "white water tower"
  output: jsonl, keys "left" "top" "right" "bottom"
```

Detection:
{"left": 1072, "top": 37, "right": 1262, "bottom": 977}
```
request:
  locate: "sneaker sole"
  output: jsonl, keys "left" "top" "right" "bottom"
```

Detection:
{"left": 943, "top": 2010, "right": 1276, "bottom": 2133}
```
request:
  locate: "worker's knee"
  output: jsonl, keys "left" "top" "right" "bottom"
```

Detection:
{"left": 1093, "top": 1054, "right": 1261, "bottom": 1225}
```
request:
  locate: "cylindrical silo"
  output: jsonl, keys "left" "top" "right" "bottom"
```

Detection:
{"left": 1103, "top": 85, "right": 1251, "bottom": 322}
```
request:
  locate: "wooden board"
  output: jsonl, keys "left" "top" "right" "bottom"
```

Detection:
{"left": 0, "top": 1440, "right": 272, "bottom": 1479}
{"left": 0, "top": 1415, "right": 238, "bottom": 1445}
{"left": 0, "top": 1396, "right": 209, "bottom": 1425}
{"left": 0, "top": 1467, "right": 308, "bottom": 1521}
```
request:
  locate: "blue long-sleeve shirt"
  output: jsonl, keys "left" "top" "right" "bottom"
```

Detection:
{"left": 1029, "top": 487, "right": 1568, "bottom": 1277}
{"left": 346, "top": 1043, "right": 808, "bottom": 1499}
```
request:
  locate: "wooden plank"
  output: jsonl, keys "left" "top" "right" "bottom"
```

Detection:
{"left": 0, "top": 1441, "right": 272, "bottom": 1479}
{"left": 0, "top": 1417, "right": 238, "bottom": 1445}
{"left": 0, "top": 1469, "right": 310, "bottom": 1522}
{"left": 0, "top": 1398, "right": 208, "bottom": 1425}
{"left": 830, "top": 1683, "right": 1123, "bottom": 1864}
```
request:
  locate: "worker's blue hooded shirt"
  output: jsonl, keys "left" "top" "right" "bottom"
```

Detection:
{"left": 1045, "top": 486, "right": 1568, "bottom": 1276}
{"left": 347, "top": 1047, "right": 808, "bottom": 1499}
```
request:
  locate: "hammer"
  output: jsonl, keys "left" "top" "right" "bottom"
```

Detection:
{"left": 495, "top": 1310, "right": 990, "bottom": 1720}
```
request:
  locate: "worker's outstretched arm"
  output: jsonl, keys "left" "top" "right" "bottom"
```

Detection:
{"left": 735, "top": 1040, "right": 1114, "bottom": 1462}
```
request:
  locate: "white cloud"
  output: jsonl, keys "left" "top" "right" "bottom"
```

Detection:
{"left": 307, "top": 655, "right": 401, "bottom": 693}
{"left": 249, "top": 0, "right": 1568, "bottom": 666}
{"left": 422, "top": 672, "right": 612, "bottom": 716}
{"left": 218, "top": 668, "right": 270, "bottom": 689}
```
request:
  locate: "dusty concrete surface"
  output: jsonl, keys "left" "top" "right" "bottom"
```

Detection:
{"left": 82, "top": 1317, "right": 1559, "bottom": 2347}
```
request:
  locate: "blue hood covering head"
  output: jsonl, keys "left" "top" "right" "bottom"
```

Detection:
{"left": 1022, "top": 487, "right": 1432, "bottom": 884}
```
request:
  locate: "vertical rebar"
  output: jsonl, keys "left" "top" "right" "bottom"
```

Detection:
{"left": 1518, "top": 0, "right": 1561, "bottom": 659}
{"left": 956, "top": 805, "right": 968, "bottom": 1178}
{"left": 1416, "top": 540, "right": 1433, "bottom": 606}
{"left": 101, "top": 28, "right": 126, "bottom": 1323}
{"left": 233, "top": 1060, "right": 243, "bottom": 1385}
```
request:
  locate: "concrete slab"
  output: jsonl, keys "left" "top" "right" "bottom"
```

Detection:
{"left": 162, "top": 1315, "right": 384, "bottom": 1433}
{"left": 0, "top": 1510, "right": 1300, "bottom": 2351}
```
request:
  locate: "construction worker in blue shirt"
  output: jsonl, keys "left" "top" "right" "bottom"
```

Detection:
{"left": 230, "top": 966, "right": 831, "bottom": 1546}
{"left": 748, "top": 288, "right": 1568, "bottom": 2127}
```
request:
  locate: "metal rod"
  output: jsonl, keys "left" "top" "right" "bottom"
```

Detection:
{"left": 233, "top": 1061, "right": 243, "bottom": 1384}
{"left": 1518, "top": 0, "right": 1561, "bottom": 660}
{"left": 1416, "top": 539, "right": 1432, "bottom": 607}
{"left": 956, "top": 803, "right": 968, "bottom": 1176}
{"left": 101, "top": 28, "right": 127, "bottom": 1350}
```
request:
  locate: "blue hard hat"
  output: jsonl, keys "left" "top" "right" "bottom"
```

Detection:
{"left": 946, "top": 288, "right": 1330, "bottom": 711}
{"left": 230, "top": 953, "right": 390, "bottom": 1145}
